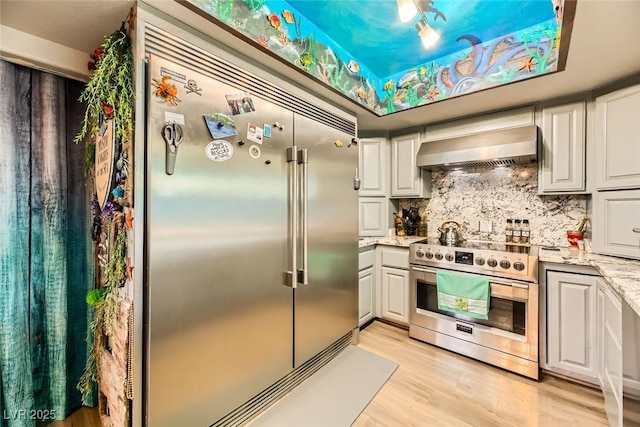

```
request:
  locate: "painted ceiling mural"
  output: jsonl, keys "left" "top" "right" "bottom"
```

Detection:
{"left": 185, "top": 0, "right": 565, "bottom": 116}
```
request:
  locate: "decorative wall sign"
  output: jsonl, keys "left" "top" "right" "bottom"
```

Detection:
{"left": 225, "top": 92, "right": 255, "bottom": 115}
{"left": 204, "top": 113, "right": 238, "bottom": 139}
{"left": 247, "top": 123, "right": 263, "bottom": 144}
{"left": 205, "top": 140, "right": 234, "bottom": 162}
{"left": 160, "top": 67, "right": 186, "bottom": 84}
{"left": 95, "top": 120, "right": 116, "bottom": 209}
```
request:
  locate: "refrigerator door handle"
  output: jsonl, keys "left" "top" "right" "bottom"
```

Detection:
{"left": 298, "top": 149, "right": 309, "bottom": 285}
{"left": 285, "top": 147, "right": 298, "bottom": 288}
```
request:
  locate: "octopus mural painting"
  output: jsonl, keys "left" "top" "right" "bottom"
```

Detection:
{"left": 185, "top": 0, "right": 566, "bottom": 116}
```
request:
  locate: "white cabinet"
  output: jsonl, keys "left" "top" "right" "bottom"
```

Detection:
{"left": 378, "top": 247, "right": 410, "bottom": 325}
{"left": 380, "top": 267, "right": 410, "bottom": 325}
{"left": 539, "top": 101, "right": 586, "bottom": 193}
{"left": 547, "top": 270, "right": 599, "bottom": 383}
{"left": 358, "top": 267, "right": 375, "bottom": 326}
{"left": 358, "top": 137, "right": 387, "bottom": 197}
{"left": 358, "top": 248, "right": 376, "bottom": 327}
{"left": 390, "top": 132, "right": 430, "bottom": 198}
{"left": 595, "top": 84, "right": 640, "bottom": 190}
{"left": 592, "top": 189, "right": 640, "bottom": 260}
{"left": 358, "top": 197, "right": 389, "bottom": 237}
{"left": 598, "top": 279, "right": 623, "bottom": 427}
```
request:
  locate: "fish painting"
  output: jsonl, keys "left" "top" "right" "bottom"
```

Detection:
{"left": 397, "top": 69, "right": 418, "bottom": 89}
{"left": 347, "top": 60, "right": 360, "bottom": 74}
{"left": 383, "top": 80, "right": 395, "bottom": 91}
{"left": 417, "top": 0, "right": 446, "bottom": 21}
{"left": 551, "top": 0, "right": 563, "bottom": 24}
{"left": 268, "top": 13, "right": 282, "bottom": 29}
{"left": 300, "top": 52, "right": 314, "bottom": 70}
{"left": 419, "top": 66, "right": 428, "bottom": 76}
{"left": 282, "top": 10, "right": 295, "bottom": 24}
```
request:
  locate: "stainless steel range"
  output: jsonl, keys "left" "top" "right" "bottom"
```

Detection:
{"left": 409, "top": 239, "right": 540, "bottom": 379}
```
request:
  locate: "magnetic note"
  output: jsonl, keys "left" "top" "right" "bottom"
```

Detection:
{"left": 247, "top": 123, "right": 263, "bottom": 144}
{"left": 204, "top": 113, "right": 238, "bottom": 139}
{"left": 226, "top": 92, "right": 255, "bottom": 115}
{"left": 249, "top": 145, "right": 261, "bottom": 159}
{"left": 205, "top": 140, "right": 234, "bottom": 162}
{"left": 263, "top": 124, "right": 272, "bottom": 138}
{"left": 165, "top": 112, "right": 185, "bottom": 125}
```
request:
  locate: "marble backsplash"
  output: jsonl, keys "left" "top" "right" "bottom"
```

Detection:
{"left": 398, "top": 164, "right": 589, "bottom": 247}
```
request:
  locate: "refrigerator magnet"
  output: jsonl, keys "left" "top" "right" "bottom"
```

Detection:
{"left": 184, "top": 79, "right": 202, "bottom": 96}
{"left": 204, "top": 113, "right": 238, "bottom": 139}
{"left": 249, "top": 145, "right": 261, "bottom": 159}
{"left": 205, "top": 140, "right": 234, "bottom": 162}
{"left": 263, "top": 124, "right": 272, "bottom": 138}
{"left": 247, "top": 123, "right": 263, "bottom": 144}
{"left": 225, "top": 92, "right": 255, "bottom": 115}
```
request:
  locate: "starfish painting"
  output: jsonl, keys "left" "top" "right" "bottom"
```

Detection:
{"left": 519, "top": 57, "right": 537, "bottom": 72}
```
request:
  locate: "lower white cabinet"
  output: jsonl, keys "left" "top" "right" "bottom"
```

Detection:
{"left": 380, "top": 266, "right": 410, "bottom": 325}
{"left": 598, "top": 279, "right": 623, "bottom": 427}
{"left": 358, "top": 267, "right": 375, "bottom": 326}
{"left": 358, "top": 248, "right": 376, "bottom": 327}
{"left": 592, "top": 189, "right": 640, "bottom": 260}
{"left": 547, "top": 270, "right": 599, "bottom": 383}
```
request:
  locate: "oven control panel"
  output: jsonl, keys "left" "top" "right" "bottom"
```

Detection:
{"left": 410, "top": 242, "right": 539, "bottom": 283}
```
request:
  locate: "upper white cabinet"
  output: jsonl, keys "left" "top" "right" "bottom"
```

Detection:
{"left": 539, "top": 101, "right": 586, "bottom": 193}
{"left": 358, "top": 137, "right": 387, "bottom": 197}
{"left": 592, "top": 189, "right": 640, "bottom": 260}
{"left": 390, "top": 132, "right": 430, "bottom": 198}
{"left": 595, "top": 84, "right": 640, "bottom": 190}
{"left": 547, "top": 270, "right": 599, "bottom": 383}
{"left": 358, "top": 197, "right": 389, "bottom": 237}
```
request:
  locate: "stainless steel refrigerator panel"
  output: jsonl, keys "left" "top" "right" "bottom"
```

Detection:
{"left": 293, "top": 114, "right": 359, "bottom": 367}
{"left": 146, "top": 56, "right": 294, "bottom": 426}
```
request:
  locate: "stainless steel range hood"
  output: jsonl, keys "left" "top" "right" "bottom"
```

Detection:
{"left": 416, "top": 125, "right": 538, "bottom": 170}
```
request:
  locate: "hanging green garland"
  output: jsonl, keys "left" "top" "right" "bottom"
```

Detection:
{"left": 75, "top": 23, "right": 134, "bottom": 405}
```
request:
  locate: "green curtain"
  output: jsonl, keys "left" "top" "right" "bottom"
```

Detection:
{"left": 0, "top": 60, "right": 94, "bottom": 426}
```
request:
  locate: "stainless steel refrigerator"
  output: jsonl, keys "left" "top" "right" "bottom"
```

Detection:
{"left": 145, "top": 54, "right": 358, "bottom": 426}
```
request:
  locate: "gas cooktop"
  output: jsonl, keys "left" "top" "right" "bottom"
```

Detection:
{"left": 409, "top": 239, "right": 539, "bottom": 283}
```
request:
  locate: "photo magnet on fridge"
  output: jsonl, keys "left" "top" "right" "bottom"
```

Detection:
{"left": 263, "top": 124, "right": 272, "bottom": 138}
{"left": 204, "top": 113, "right": 238, "bottom": 139}
{"left": 225, "top": 92, "right": 256, "bottom": 115}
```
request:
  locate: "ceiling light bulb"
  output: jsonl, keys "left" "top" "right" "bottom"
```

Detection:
{"left": 397, "top": 0, "right": 418, "bottom": 22}
{"left": 416, "top": 20, "right": 440, "bottom": 49}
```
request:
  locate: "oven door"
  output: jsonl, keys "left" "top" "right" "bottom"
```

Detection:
{"left": 409, "top": 265, "right": 538, "bottom": 362}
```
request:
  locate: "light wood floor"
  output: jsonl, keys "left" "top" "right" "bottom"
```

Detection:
{"left": 354, "top": 321, "right": 610, "bottom": 427}
{"left": 51, "top": 320, "right": 627, "bottom": 427}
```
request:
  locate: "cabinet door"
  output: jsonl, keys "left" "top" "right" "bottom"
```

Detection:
{"left": 358, "top": 197, "right": 388, "bottom": 237}
{"left": 597, "top": 283, "right": 606, "bottom": 388}
{"left": 380, "top": 266, "right": 410, "bottom": 325}
{"left": 600, "top": 281, "right": 623, "bottom": 427}
{"left": 539, "top": 102, "right": 586, "bottom": 193}
{"left": 391, "top": 133, "right": 429, "bottom": 198}
{"left": 592, "top": 189, "right": 640, "bottom": 259}
{"left": 547, "top": 271, "right": 598, "bottom": 382}
{"left": 595, "top": 85, "right": 640, "bottom": 190}
{"left": 359, "top": 137, "right": 387, "bottom": 196}
{"left": 358, "top": 267, "right": 375, "bottom": 326}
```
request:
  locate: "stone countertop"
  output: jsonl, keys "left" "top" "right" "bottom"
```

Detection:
{"left": 358, "top": 236, "right": 425, "bottom": 249}
{"left": 540, "top": 247, "right": 640, "bottom": 317}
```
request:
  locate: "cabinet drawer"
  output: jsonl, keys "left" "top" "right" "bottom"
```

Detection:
{"left": 380, "top": 247, "right": 409, "bottom": 269}
{"left": 359, "top": 249, "right": 375, "bottom": 271}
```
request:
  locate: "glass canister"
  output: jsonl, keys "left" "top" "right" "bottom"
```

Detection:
{"left": 417, "top": 212, "right": 428, "bottom": 237}
{"left": 394, "top": 212, "right": 405, "bottom": 236}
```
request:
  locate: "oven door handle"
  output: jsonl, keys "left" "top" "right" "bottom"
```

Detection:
{"left": 410, "top": 264, "right": 532, "bottom": 288}
{"left": 410, "top": 266, "right": 438, "bottom": 274}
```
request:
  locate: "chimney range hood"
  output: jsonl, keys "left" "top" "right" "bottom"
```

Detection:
{"left": 416, "top": 125, "right": 538, "bottom": 170}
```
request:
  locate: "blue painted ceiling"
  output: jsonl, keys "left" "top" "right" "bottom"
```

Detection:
{"left": 284, "top": 0, "right": 556, "bottom": 78}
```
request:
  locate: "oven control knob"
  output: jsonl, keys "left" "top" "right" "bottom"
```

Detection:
{"left": 445, "top": 253, "right": 454, "bottom": 262}
{"left": 416, "top": 249, "right": 425, "bottom": 258}
{"left": 475, "top": 257, "right": 485, "bottom": 266}
{"left": 425, "top": 251, "right": 434, "bottom": 259}
{"left": 513, "top": 261, "right": 526, "bottom": 271}
{"left": 487, "top": 258, "right": 497, "bottom": 267}
{"left": 435, "top": 252, "right": 443, "bottom": 260}
{"left": 500, "top": 260, "right": 511, "bottom": 269}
